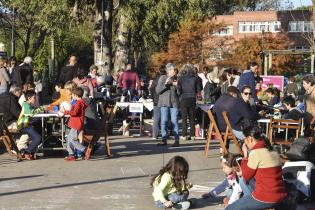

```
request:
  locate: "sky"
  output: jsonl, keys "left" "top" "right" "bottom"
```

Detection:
{"left": 290, "top": 0, "right": 312, "bottom": 8}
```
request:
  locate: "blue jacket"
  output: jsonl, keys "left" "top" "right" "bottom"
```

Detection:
{"left": 238, "top": 70, "right": 257, "bottom": 101}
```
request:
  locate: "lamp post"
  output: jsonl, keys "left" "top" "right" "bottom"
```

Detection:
{"left": 260, "top": 29, "right": 265, "bottom": 75}
{"left": 11, "top": 7, "right": 15, "bottom": 57}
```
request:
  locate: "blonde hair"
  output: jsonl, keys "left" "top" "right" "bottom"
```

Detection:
{"left": 64, "top": 81, "right": 77, "bottom": 92}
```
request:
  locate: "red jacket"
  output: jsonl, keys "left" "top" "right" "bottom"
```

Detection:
{"left": 241, "top": 141, "right": 287, "bottom": 203}
{"left": 64, "top": 99, "right": 88, "bottom": 131}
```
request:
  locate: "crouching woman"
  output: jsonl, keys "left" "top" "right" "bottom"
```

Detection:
{"left": 226, "top": 125, "right": 287, "bottom": 210}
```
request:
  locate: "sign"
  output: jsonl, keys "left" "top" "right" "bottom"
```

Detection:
{"left": 261, "top": 76, "right": 284, "bottom": 91}
{"left": 129, "top": 103, "right": 144, "bottom": 113}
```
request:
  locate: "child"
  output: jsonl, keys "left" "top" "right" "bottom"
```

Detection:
{"left": 151, "top": 156, "right": 192, "bottom": 210}
{"left": 60, "top": 87, "right": 88, "bottom": 161}
{"left": 202, "top": 154, "right": 242, "bottom": 206}
{"left": 50, "top": 81, "right": 76, "bottom": 108}
{"left": 17, "top": 90, "right": 42, "bottom": 160}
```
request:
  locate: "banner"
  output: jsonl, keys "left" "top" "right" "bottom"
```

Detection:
{"left": 261, "top": 76, "right": 284, "bottom": 91}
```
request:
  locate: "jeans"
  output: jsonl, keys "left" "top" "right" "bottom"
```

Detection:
{"left": 239, "top": 177, "right": 255, "bottom": 197}
{"left": 152, "top": 106, "right": 161, "bottom": 138}
{"left": 208, "top": 178, "right": 229, "bottom": 196}
{"left": 160, "top": 107, "right": 179, "bottom": 142}
{"left": 232, "top": 129, "right": 245, "bottom": 141}
{"left": 180, "top": 98, "right": 196, "bottom": 137}
{"left": 66, "top": 128, "right": 86, "bottom": 156}
{"left": 155, "top": 191, "right": 189, "bottom": 209}
{"left": 225, "top": 194, "right": 277, "bottom": 210}
{"left": 21, "top": 126, "right": 41, "bottom": 153}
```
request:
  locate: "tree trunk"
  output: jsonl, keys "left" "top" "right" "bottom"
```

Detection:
{"left": 113, "top": 14, "right": 129, "bottom": 72}
{"left": 94, "top": 0, "right": 113, "bottom": 76}
{"left": 312, "top": 0, "right": 315, "bottom": 53}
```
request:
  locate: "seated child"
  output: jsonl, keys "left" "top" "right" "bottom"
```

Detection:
{"left": 60, "top": 87, "right": 88, "bottom": 161}
{"left": 17, "top": 90, "right": 42, "bottom": 160}
{"left": 151, "top": 156, "right": 192, "bottom": 210}
{"left": 50, "top": 81, "right": 77, "bottom": 109}
{"left": 202, "top": 154, "right": 242, "bottom": 206}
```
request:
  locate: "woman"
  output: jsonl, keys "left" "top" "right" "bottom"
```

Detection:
{"left": 302, "top": 75, "right": 315, "bottom": 136}
{"left": 226, "top": 125, "right": 287, "bottom": 210}
{"left": 73, "top": 68, "right": 94, "bottom": 98}
{"left": 0, "top": 57, "right": 10, "bottom": 94}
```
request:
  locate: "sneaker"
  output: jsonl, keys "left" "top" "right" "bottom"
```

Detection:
{"left": 76, "top": 155, "right": 83, "bottom": 160}
{"left": 157, "top": 141, "right": 167, "bottom": 146}
{"left": 172, "top": 201, "right": 191, "bottom": 209}
{"left": 64, "top": 155, "right": 76, "bottom": 161}
{"left": 171, "top": 142, "right": 180, "bottom": 147}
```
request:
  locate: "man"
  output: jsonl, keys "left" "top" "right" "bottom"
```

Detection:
{"left": 213, "top": 86, "right": 259, "bottom": 141}
{"left": 156, "top": 63, "right": 180, "bottom": 147}
{"left": 282, "top": 96, "right": 303, "bottom": 120}
{"left": 15, "top": 56, "right": 33, "bottom": 86}
{"left": 239, "top": 61, "right": 259, "bottom": 101}
{"left": 0, "top": 85, "right": 22, "bottom": 128}
{"left": 118, "top": 63, "right": 141, "bottom": 99}
{"left": 302, "top": 75, "right": 315, "bottom": 136}
{"left": 58, "top": 56, "right": 79, "bottom": 85}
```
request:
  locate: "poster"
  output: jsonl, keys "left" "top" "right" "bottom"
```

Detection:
{"left": 261, "top": 76, "right": 284, "bottom": 91}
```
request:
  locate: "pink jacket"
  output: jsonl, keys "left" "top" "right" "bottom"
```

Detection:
{"left": 73, "top": 77, "right": 94, "bottom": 98}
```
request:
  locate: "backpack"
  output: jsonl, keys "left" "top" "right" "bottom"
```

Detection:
{"left": 286, "top": 137, "right": 315, "bottom": 163}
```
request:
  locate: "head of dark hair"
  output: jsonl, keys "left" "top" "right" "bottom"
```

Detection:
{"left": 76, "top": 68, "right": 86, "bottom": 80}
{"left": 282, "top": 96, "right": 295, "bottom": 107}
{"left": 231, "top": 68, "right": 239, "bottom": 76}
{"left": 289, "top": 76, "right": 295, "bottom": 82}
{"left": 150, "top": 156, "right": 189, "bottom": 192}
{"left": 159, "top": 65, "right": 166, "bottom": 75}
{"left": 265, "top": 88, "right": 275, "bottom": 95}
{"left": 72, "top": 87, "right": 84, "bottom": 98}
{"left": 247, "top": 61, "right": 258, "bottom": 69}
{"left": 227, "top": 86, "right": 240, "bottom": 95}
{"left": 243, "top": 125, "right": 273, "bottom": 151}
{"left": 302, "top": 75, "right": 315, "bottom": 86}
{"left": 241, "top": 85, "right": 251, "bottom": 93}
{"left": 9, "top": 56, "right": 17, "bottom": 62}
{"left": 25, "top": 90, "right": 36, "bottom": 101}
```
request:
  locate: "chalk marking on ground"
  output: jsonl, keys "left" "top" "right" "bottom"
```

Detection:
{"left": 189, "top": 184, "right": 213, "bottom": 193}
{"left": 138, "top": 167, "right": 146, "bottom": 175}
{"left": 120, "top": 167, "right": 125, "bottom": 175}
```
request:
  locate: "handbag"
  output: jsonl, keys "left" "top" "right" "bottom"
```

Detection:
{"left": 286, "top": 138, "right": 314, "bottom": 162}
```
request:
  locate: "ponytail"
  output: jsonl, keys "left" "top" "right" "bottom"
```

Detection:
{"left": 243, "top": 125, "right": 273, "bottom": 151}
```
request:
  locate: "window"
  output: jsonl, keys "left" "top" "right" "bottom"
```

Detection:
{"left": 289, "top": 21, "right": 313, "bottom": 32}
{"left": 214, "top": 26, "right": 233, "bottom": 36}
{"left": 238, "top": 21, "right": 281, "bottom": 33}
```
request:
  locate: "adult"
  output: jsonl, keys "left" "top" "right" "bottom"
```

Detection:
{"left": 118, "top": 63, "right": 141, "bottom": 98}
{"left": 16, "top": 56, "right": 33, "bottom": 86}
{"left": 213, "top": 86, "right": 259, "bottom": 141}
{"left": 264, "top": 88, "right": 280, "bottom": 106}
{"left": 149, "top": 65, "right": 166, "bottom": 140}
{"left": 177, "top": 64, "right": 202, "bottom": 140}
{"left": 284, "top": 76, "right": 298, "bottom": 98}
{"left": 231, "top": 68, "right": 240, "bottom": 87}
{"left": 0, "top": 85, "right": 22, "bottom": 127}
{"left": 58, "top": 55, "right": 79, "bottom": 85}
{"left": 241, "top": 85, "right": 256, "bottom": 112}
{"left": 203, "top": 71, "right": 221, "bottom": 104}
{"left": 7, "top": 56, "right": 22, "bottom": 86}
{"left": 156, "top": 63, "right": 180, "bottom": 147}
{"left": 239, "top": 61, "right": 259, "bottom": 101}
{"left": 73, "top": 68, "right": 94, "bottom": 98}
{"left": 226, "top": 126, "right": 287, "bottom": 210}
{"left": 87, "top": 65, "right": 98, "bottom": 88}
{"left": 0, "top": 57, "right": 10, "bottom": 94}
{"left": 302, "top": 75, "right": 315, "bottom": 136}
{"left": 282, "top": 96, "right": 303, "bottom": 120}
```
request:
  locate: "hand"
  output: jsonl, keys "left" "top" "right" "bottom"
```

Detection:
{"left": 163, "top": 201, "right": 173, "bottom": 208}
{"left": 242, "top": 143, "right": 248, "bottom": 158}
{"left": 60, "top": 106, "right": 65, "bottom": 113}
{"left": 258, "top": 110, "right": 265, "bottom": 117}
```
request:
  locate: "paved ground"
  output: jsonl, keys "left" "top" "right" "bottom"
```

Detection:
{"left": 0, "top": 136, "right": 227, "bottom": 210}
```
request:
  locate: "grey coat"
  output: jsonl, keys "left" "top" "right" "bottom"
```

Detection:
{"left": 0, "top": 67, "right": 10, "bottom": 94}
{"left": 155, "top": 75, "right": 179, "bottom": 108}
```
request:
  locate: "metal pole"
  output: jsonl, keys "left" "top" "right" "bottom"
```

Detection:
{"left": 11, "top": 8, "right": 16, "bottom": 57}
{"left": 311, "top": 54, "right": 315, "bottom": 74}
{"left": 260, "top": 29, "right": 264, "bottom": 75}
{"left": 100, "top": 0, "right": 104, "bottom": 64}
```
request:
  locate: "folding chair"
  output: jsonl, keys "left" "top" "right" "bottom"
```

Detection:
{"left": 204, "top": 110, "right": 228, "bottom": 157}
{"left": 0, "top": 114, "right": 22, "bottom": 160}
{"left": 222, "top": 112, "right": 243, "bottom": 155}
{"left": 268, "top": 118, "right": 301, "bottom": 146}
{"left": 82, "top": 102, "right": 115, "bottom": 159}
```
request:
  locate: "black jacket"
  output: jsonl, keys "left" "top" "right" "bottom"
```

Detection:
{"left": 58, "top": 65, "right": 79, "bottom": 85}
{"left": 0, "top": 92, "right": 21, "bottom": 125}
{"left": 150, "top": 75, "right": 162, "bottom": 106}
{"left": 213, "top": 94, "right": 259, "bottom": 131}
{"left": 8, "top": 67, "right": 22, "bottom": 86}
{"left": 15, "top": 63, "right": 33, "bottom": 85}
{"left": 203, "top": 81, "right": 221, "bottom": 104}
{"left": 177, "top": 74, "right": 201, "bottom": 100}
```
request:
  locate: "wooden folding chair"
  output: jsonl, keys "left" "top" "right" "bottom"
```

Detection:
{"left": 0, "top": 114, "right": 22, "bottom": 160}
{"left": 82, "top": 102, "right": 115, "bottom": 159}
{"left": 222, "top": 112, "right": 243, "bottom": 155}
{"left": 204, "top": 110, "right": 228, "bottom": 157}
{"left": 268, "top": 118, "right": 301, "bottom": 146}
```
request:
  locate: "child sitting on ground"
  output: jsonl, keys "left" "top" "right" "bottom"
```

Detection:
{"left": 60, "top": 87, "right": 88, "bottom": 161}
{"left": 202, "top": 154, "right": 242, "bottom": 206}
{"left": 17, "top": 90, "right": 42, "bottom": 160}
{"left": 151, "top": 156, "right": 193, "bottom": 210}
